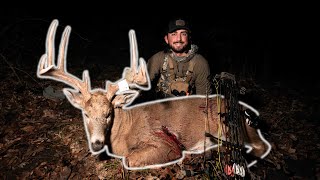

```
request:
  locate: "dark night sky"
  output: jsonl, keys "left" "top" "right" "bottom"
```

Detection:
{"left": 0, "top": 7, "right": 316, "bottom": 91}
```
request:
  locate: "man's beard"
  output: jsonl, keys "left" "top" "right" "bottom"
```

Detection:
{"left": 169, "top": 42, "right": 189, "bottom": 53}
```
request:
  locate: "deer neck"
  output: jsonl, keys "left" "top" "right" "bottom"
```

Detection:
{"left": 110, "top": 108, "right": 132, "bottom": 137}
{"left": 108, "top": 108, "right": 133, "bottom": 154}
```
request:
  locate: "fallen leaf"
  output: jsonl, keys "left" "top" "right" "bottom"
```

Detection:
{"left": 288, "top": 148, "right": 296, "bottom": 154}
{"left": 21, "top": 125, "right": 34, "bottom": 133}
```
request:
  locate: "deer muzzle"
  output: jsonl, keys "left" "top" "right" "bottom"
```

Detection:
{"left": 91, "top": 140, "right": 104, "bottom": 152}
{"left": 89, "top": 121, "right": 108, "bottom": 152}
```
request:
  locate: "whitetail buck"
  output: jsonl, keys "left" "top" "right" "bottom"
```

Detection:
{"left": 37, "top": 20, "right": 271, "bottom": 170}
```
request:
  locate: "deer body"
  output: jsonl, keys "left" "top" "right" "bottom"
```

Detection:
{"left": 111, "top": 97, "right": 219, "bottom": 154}
{"left": 105, "top": 95, "right": 266, "bottom": 168}
{"left": 37, "top": 20, "right": 270, "bottom": 170}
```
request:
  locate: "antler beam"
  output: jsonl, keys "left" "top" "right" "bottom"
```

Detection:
{"left": 37, "top": 19, "right": 91, "bottom": 100}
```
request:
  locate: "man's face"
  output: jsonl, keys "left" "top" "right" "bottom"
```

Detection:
{"left": 165, "top": 29, "right": 189, "bottom": 54}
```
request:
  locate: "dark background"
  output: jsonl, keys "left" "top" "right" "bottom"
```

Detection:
{"left": 0, "top": 7, "right": 316, "bottom": 93}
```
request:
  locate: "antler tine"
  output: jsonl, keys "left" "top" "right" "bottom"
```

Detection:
{"left": 47, "top": 19, "right": 58, "bottom": 67}
{"left": 122, "top": 30, "right": 149, "bottom": 88}
{"left": 37, "top": 20, "right": 91, "bottom": 100}
{"left": 129, "top": 29, "right": 138, "bottom": 74}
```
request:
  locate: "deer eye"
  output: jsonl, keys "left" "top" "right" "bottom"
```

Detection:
{"left": 106, "top": 111, "right": 111, "bottom": 118}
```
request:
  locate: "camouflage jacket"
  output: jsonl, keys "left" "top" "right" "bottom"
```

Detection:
{"left": 147, "top": 46, "right": 212, "bottom": 97}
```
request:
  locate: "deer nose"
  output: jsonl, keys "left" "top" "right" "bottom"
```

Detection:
{"left": 172, "top": 89, "right": 180, "bottom": 96}
{"left": 91, "top": 140, "right": 104, "bottom": 152}
{"left": 180, "top": 91, "right": 186, "bottom": 96}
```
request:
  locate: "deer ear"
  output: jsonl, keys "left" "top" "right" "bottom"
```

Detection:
{"left": 63, "top": 88, "right": 84, "bottom": 109}
{"left": 111, "top": 93, "right": 137, "bottom": 108}
{"left": 106, "top": 81, "right": 119, "bottom": 101}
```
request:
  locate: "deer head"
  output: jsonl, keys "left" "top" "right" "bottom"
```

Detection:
{"left": 37, "top": 19, "right": 150, "bottom": 153}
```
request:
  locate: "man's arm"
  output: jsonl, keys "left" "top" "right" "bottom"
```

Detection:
{"left": 193, "top": 55, "right": 212, "bottom": 95}
{"left": 147, "top": 52, "right": 164, "bottom": 81}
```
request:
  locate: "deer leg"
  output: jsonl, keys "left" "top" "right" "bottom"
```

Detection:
{"left": 245, "top": 124, "right": 269, "bottom": 158}
{"left": 125, "top": 137, "right": 184, "bottom": 168}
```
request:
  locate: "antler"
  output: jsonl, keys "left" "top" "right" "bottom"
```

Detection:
{"left": 37, "top": 19, "right": 91, "bottom": 101}
{"left": 106, "top": 29, "right": 150, "bottom": 107}
{"left": 123, "top": 30, "right": 150, "bottom": 90}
